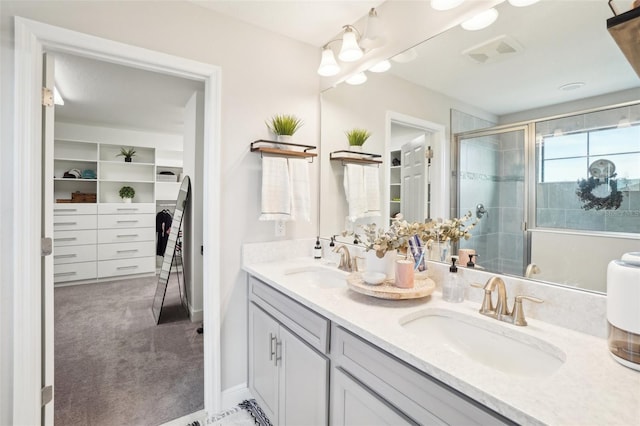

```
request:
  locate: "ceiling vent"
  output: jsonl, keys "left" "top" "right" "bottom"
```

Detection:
{"left": 462, "top": 35, "right": 523, "bottom": 64}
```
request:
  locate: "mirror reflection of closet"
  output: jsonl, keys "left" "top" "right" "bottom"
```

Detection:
{"left": 152, "top": 176, "right": 191, "bottom": 324}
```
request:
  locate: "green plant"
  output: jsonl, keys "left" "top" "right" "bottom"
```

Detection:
{"left": 119, "top": 186, "right": 135, "bottom": 199}
{"left": 345, "top": 128, "right": 371, "bottom": 146}
{"left": 266, "top": 114, "right": 303, "bottom": 136}
{"left": 116, "top": 147, "right": 136, "bottom": 160}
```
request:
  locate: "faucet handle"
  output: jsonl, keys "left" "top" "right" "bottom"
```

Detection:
{"left": 352, "top": 256, "right": 364, "bottom": 272}
{"left": 512, "top": 295, "right": 544, "bottom": 326}
{"left": 471, "top": 283, "right": 494, "bottom": 314}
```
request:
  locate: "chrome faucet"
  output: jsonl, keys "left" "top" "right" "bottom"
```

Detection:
{"left": 334, "top": 244, "right": 353, "bottom": 272}
{"left": 473, "top": 276, "right": 543, "bottom": 326}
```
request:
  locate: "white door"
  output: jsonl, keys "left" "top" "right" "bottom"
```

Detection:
{"left": 401, "top": 135, "right": 427, "bottom": 223}
{"left": 279, "top": 326, "right": 328, "bottom": 426}
{"left": 42, "top": 52, "right": 56, "bottom": 425}
{"left": 248, "top": 303, "right": 279, "bottom": 423}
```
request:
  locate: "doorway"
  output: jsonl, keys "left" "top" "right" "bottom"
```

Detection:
{"left": 12, "top": 17, "right": 221, "bottom": 425}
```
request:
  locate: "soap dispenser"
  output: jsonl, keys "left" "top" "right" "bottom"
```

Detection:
{"left": 314, "top": 237, "right": 322, "bottom": 259}
{"left": 443, "top": 256, "right": 464, "bottom": 303}
{"left": 467, "top": 254, "right": 477, "bottom": 268}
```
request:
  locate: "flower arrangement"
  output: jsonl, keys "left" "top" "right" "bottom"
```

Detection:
{"left": 344, "top": 211, "right": 479, "bottom": 258}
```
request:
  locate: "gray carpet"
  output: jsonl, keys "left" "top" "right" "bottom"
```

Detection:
{"left": 54, "top": 275, "right": 204, "bottom": 426}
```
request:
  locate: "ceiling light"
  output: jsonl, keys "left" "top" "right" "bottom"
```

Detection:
{"left": 430, "top": 0, "right": 465, "bottom": 11}
{"left": 508, "top": 0, "right": 540, "bottom": 6}
{"left": 54, "top": 86, "right": 64, "bottom": 106}
{"left": 559, "top": 82, "right": 585, "bottom": 91}
{"left": 339, "top": 26, "right": 363, "bottom": 62}
{"left": 317, "top": 47, "right": 341, "bottom": 76}
{"left": 369, "top": 60, "right": 391, "bottom": 73}
{"left": 361, "top": 8, "right": 386, "bottom": 50}
{"left": 391, "top": 48, "right": 418, "bottom": 63}
{"left": 345, "top": 72, "right": 367, "bottom": 85}
{"left": 461, "top": 8, "right": 499, "bottom": 31}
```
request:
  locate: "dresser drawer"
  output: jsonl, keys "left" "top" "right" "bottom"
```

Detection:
{"left": 54, "top": 262, "right": 97, "bottom": 283}
{"left": 98, "top": 241, "right": 155, "bottom": 260}
{"left": 54, "top": 203, "right": 97, "bottom": 215}
{"left": 53, "top": 214, "right": 97, "bottom": 231}
{"left": 98, "top": 203, "right": 156, "bottom": 215}
{"left": 98, "top": 257, "right": 155, "bottom": 278}
{"left": 98, "top": 213, "right": 154, "bottom": 229}
{"left": 97, "top": 227, "right": 155, "bottom": 244}
{"left": 53, "top": 244, "right": 97, "bottom": 265}
{"left": 54, "top": 230, "right": 97, "bottom": 247}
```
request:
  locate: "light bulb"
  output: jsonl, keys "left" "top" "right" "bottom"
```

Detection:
{"left": 339, "top": 27, "right": 363, "bottom": 62}
{"left": 361, "top": 8, "right": 386, "bottom": 49}
{"left": 317, "top": 47, "right": 340, "bottom": 77}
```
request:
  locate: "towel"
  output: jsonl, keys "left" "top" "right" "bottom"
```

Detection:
{"left": 343, "top": 164, "right": 366, "bottom": 222}
{"left": 259, "top": 157, "right": 291, "bottom": 221}
{"left": 363, "top": 165, "right": 381, "bottom": 217}
{"left": 288, "top": 158, "right": 310, "bottom": 222}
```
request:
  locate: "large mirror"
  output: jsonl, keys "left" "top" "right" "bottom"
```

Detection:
{"left": 320, "top": 0, "right": 640, "bottom": 294}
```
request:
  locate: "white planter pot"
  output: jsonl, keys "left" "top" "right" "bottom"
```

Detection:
{"left": 122, "top": 198, "right": 132, "bottom": 203}
{"left": 276, "top": 134, "right": 293, "bottom": 149}
{"left": 365, "top": 250, "right": 397, "bottom": 280}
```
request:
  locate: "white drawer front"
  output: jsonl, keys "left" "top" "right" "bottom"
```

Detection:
{"left": 54, "top": 262, "right": 97, "bottom": 283}
{"left": 98, "top": 241, "right": 155, "bottom": 261}
{"left": 98, "top": 203, "right": 156, "bottom": 215}
{"left": 53, "top": 244, "right": 97, "bottom": 265}
{"left": 97, "top": 227, "right": 155, "bottom": 244}
{"left": 54, "top": 230, "right": 97, "bottom": 247}
{"left": 98, "top": 257, "right": 155, "bottom": 278}
{"left": 54, "top": 203, "right": 97, "bottom": 215}
{"left": 53, "top": 214, "right": 97, "bottom": 231}
{"left": 98, "top": 213, "right": 154, "bottom": 229}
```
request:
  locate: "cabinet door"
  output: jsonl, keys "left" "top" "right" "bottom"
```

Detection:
{"left": 332, "top": 368, "right": 413, "bottom": 426}
{"left": 279, "top": 326, "right": 328, "bottom": 426}
{"left": 249, "top": 303, "right": 279, "bottom": 424}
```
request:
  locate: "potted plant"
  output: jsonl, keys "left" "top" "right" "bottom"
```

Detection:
{"left": 116, "top": 147, "right": 136, "bottom": 162}
{"left": 345, "top": 128, "right": 371, "bottom": 151}
{"left": 119, "top": 186, "right": 135, "bottom": 203}
{"left": 266, "top": 114, "right": 303, "bottom": 147}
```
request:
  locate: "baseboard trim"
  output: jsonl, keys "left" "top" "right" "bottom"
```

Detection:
{"left": 190, "top": 306, "right": 203, "bottom": 322}
{"left": 220, "top": 383, "right": 252, "bottom": 409}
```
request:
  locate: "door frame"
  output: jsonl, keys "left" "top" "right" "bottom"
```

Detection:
{"left": 13, "top": 16, "right": 222, "bottom": 424}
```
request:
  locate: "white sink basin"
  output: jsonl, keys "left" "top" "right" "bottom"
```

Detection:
{"left": 400, "top": 309, "right": 566, "bottom": 378}
{"left": 283, "top": 265, "right": 348, "bottom": 289}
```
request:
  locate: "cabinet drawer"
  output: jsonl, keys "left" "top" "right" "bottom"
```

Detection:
{"left": 54, "top": 203, "right": 97, "bottom": 215}
{"left": 249, "top": 276, "right": 330, "bottom": 354}
{"left": 54, "top": 262, "right": 97, "bottom": 283}
{"left": 98, "top": 241, "right": 155, "bottom": 260}
{"left": 98, "top": 213, "right": 154, "bottom": 229}
{"left": 98, "top": 257, "right": 155, "bottom": 278}
{"left": 97, "top": 227, "right": 155, "bottom": 244}
{"left": 53, "top": 244, "right": 97, "bottom": 265}
{"left": 332, "top": 326, "right": 513, "bottom": 426}
{"left": 53, "top": 214, "right": 97, "bottom": 231}
{"left": 98, "top": 203, "right": 156, "bottom": 215}
{"left": 54, "top": 230, "right": 97, "bottom": 247}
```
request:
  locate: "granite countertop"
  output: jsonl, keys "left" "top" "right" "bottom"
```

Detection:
{"left": 243, "top": 257, "right": 640, "bottom": 426}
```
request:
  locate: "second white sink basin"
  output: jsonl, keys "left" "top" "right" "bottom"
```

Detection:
{"left": 400, "top": 309, "right": 566, "bottom": 378}
{"left": 283, "top": 265, "right": 348, "bottom": 289}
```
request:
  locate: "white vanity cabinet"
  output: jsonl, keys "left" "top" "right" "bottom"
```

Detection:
{"left": 331, "top": 325, "right": 514, "bottom": 426}
{"left": 248, "top": 277, "right": 329, "bottom": 426}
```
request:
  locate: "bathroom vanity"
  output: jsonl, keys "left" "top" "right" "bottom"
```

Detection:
{"left": 243, "top": 249, "right": 640, "bottom": 425}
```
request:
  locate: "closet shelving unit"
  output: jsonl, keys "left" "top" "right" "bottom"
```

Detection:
{"left": 250, "top": 139, "right": 317, "bottom": 160}
{"left": 329, "top": 150, "right": 382, "bottom": 165}
{"left": 389, "top": 149, "right": 402, "bottom": 224}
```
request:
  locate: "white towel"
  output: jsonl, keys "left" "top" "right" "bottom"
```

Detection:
{"left": 288, "top": 158, "right": 310, "bottom": 222}
{"left": 343, "top": 164, "right": 366, "bottom": 222}
{"left": 363, "top": 165, "right": 381, "bottom": 217}
{"left": 259, "top": 157, "right": 291, "bottom": 221}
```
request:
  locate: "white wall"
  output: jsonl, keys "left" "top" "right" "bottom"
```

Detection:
{"left": 0, "top": 2, "right": 320, "bottom": 422}
{"left": 55, "top": 122, "right": 183, "bottom": 149}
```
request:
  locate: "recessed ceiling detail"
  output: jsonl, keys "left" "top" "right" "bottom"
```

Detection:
{"left": 461, "top": 34, "right": 523, "bottom": 64}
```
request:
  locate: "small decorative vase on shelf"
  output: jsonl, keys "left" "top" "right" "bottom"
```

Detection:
{"left": 276, "top": 134, "right": 293, "bottom": 150}
{"left": 349, "top": 145, "right": 362, "bottom": 152}
{"left": 124, "top": 157, "right": 132, "bottom": 163}
{"left": 123, "top": 198, "right": 132, "bottom": 204}
{"left": 365, "top": 249, "right": 397, "bottom": 280}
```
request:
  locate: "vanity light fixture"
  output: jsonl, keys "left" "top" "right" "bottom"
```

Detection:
{"left": 54, "top": 86, "right": 64, "bottom": 106}
{"left": 339, "top": 25, "right": 364, "bottom": 62}
{"left": 507, "top": 0, "right": 540, "bottom": 7}
{"left": 461, "top": 8, "right": 499, "bottom": 31}
{"left": 361, "top": 8, "right": 386, "bottom": 49}
{"left": 369, "top": 60, "right": 391, "bottom": 73}
{"left": 317, "top": 46, "right": 341, "bottom": 76}
{"left": 345, "top": 72, "right": 367, "bottom": 85}
{"left": 430, "top": 0, "right": 465, "bottom": 11}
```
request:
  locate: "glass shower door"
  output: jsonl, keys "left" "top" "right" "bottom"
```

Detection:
{"left": 455, "top": 125, "right": 528, "bottom": 276}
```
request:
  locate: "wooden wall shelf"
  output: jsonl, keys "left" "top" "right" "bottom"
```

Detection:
{"left": 330, "top": 150, "right": 382, "bottom": 165}
{"left": 251, "top": 140, "right": 317, "bottom": 160}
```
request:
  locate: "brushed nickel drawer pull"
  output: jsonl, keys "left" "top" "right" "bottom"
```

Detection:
{"left": 54, "top": 208, "right": 77, "bottom": 212}
{"left": 116, "top": 265, "right": 138, "bottom": 270}
{"left": 54, "top": 254, "right": 77, "bottom": 259}
{"left": 54, "top": 271, "right": 76, "bottom": 277}
{"left": 54, "top": 237, "right": 77, "bottom": 242}
{"left": 116, "top": 249, "right": 139, "bottom": 253}
{"left": 116, "top": 208, "right": 138, "bottom": 211}
{"left": 54, "top": 222, "right": 77, "bottom": 226}
{"left": 117, "top": 220, "right": 138, "bottom": 223}
{"left": 116, "top": 234, "right": 139, "bottom": 238}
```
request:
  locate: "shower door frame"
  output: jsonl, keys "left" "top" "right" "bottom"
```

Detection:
{"left": 452, "top": 123, "right": 534, "bottom": 275}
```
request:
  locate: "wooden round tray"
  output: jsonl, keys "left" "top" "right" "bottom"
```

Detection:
{"left": 346, "top": 272, "right": 436, "bottom": 300}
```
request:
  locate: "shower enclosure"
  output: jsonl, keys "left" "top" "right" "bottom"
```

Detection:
{"left": 454, "top": 125, "right": 529, "bottom": 276}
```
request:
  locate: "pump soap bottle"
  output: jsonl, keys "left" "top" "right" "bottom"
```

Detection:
{"left": 442, "top": 256, "right": 464, "bottom": 303}
{"left": 314, "top": 237, "right": 322, "bottom": 259}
